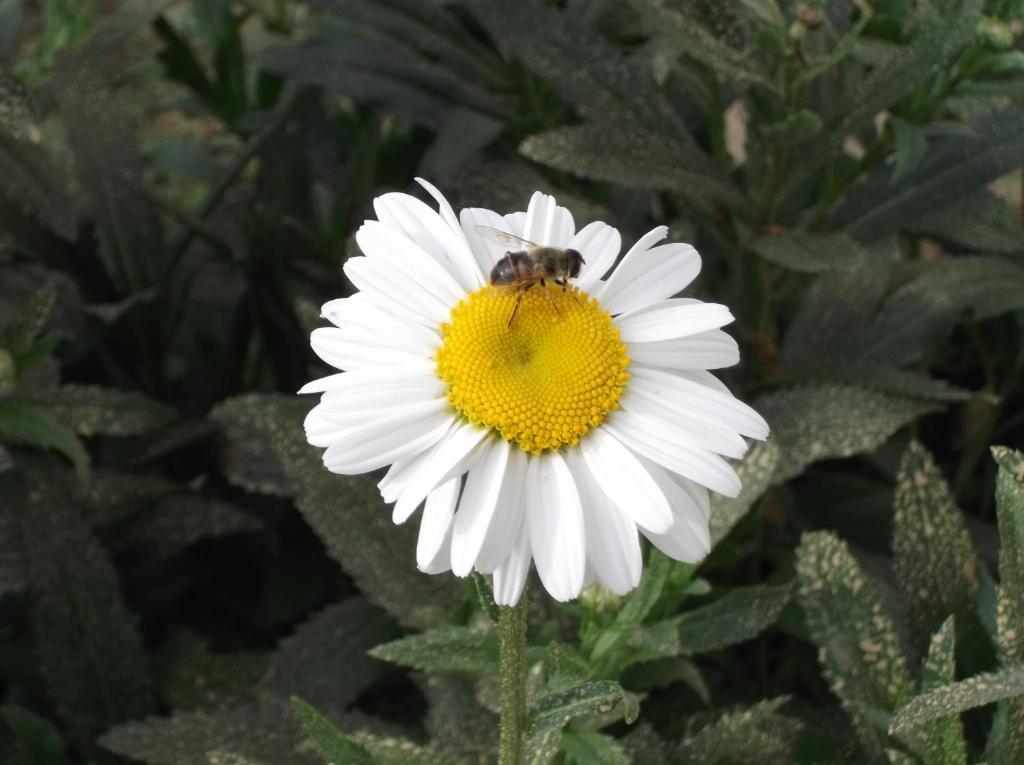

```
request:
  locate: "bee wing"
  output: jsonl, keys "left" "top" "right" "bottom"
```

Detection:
{"left": 474, "top": 225, "right": 539, "bottom": 249}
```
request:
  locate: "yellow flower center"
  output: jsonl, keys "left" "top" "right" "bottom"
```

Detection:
{"left": 436, "top": 284, "right": 630, "bottom": 454}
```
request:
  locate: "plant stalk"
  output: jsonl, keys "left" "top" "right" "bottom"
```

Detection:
{"left": 498, "top": 593, "right": 528, "bottom": 765}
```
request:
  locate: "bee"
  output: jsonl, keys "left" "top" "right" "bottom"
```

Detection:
{"left": 477, "top": 226, "right": 586, "bottom": 328}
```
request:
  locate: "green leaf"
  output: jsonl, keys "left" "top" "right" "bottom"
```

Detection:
{"left": 27, "top": 384, "right": 176, "bottom": 437}
{"left": 523, "top": 681, "right": 638, "bottom": 765}
{"left": 710, "top": 440, "right": 779, "bottom": 545}
{"left": 992, "top": 447, "right": 1024, "bottom": 665}
{"left": 758, "top": 385, "right": 939, "bottom": 484}
{"left": 917, "top": 617, "right": 968, "bottom": 765}
{"left": 118, "top": 495, "right": 262, "bottom": 562}
{"left": 796, "top": 531, "right": 914, "bottom": 757}
{"left": 52, "top": 55, "right": 164, "bottom": 291}
{"left": 101, "top": 701, "right": 318, "bottom": 765}
{"left": 0, "top": 705, "right": 67, "bottom": 765}
{"left": 625, "top": 0, "right": 774, "bottom": 89}
{"left": 368, "top": 626, "right": 498, "bottom": 676}
{"left": 155, "top": 632, "right": 270, "bottom": 711}
{"left": 349, "top": 731, "right": 457, "bottom": 765}
{"left": 0, "top": 132, "right": 79, "bottom": 241}
{"left": 0, "top": 401, "right": 89, "bottom": 482}
{"left": 520, "top": 123, "right": 742, "bottom": 211}
{"left": 290, "top": 698, "right": 374, "bottom": 765}
{"left": 676, "top": 697, "right": 802, "bottom": 765}
{"left": 211, "top": 394, "right": 463, "bottom": 629}
{"left": 760, "top": 110, "right": 823, "bottom": 147}
{"left": 420, "top": 676, "right": 498, "bottom": 764}
{"left": 910, "top": 189, "right": 1024, "bottom": 255}
{"left": 19, "top": 478, "right": 154, "bottom": 752}
{"left": 676, "top": 583, "right": 793, "bottom": 656}
{"left": 832, "top": 0, "right": 983, "bottom": 141}
{"left": 269, "top": 597, "right": 397, "bottom": 711}
{"left": 561, "top": 730, "right": 630, "bottom": 765}
{"left": 889, "top": 117, "right": 929, "bottom": 184}
{"left": 890, "top": 665, "right": 1024, "bottom": 735}
{"left": 892, "top": 442, "right": 978, "bottom": 645}
{"left": 749, "top": 230, "right": 868, "bottom": 274}
{"left": 833, "top": 107, "right": 1024, "bottom": 240}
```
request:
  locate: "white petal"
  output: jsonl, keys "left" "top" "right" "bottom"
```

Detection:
{"left": 321, "top": 293, "right": 441, "bottom": 349}
{"left": 604, "top": 415, "right": 741, "bottom": 497}
{"left": 354, "top": 222, "right": 464, "bottom": 307}
{"left": 310, "top": 324, "right": 435, "bottom": 372}
{"left": 415, "top": 178, "right": 485, "bottom": 287}
{"left": 639, "top": 458, "right": 711, "bottom": 562}
{"left": 630, "top": 366, "right": 769, "bottom": 439}
{"left": 599, "top": 241, "right": 701, "bottom": 315}
{"left": 392, "top": 422, "right": 488, "bottom": 523}
{"left": 419, "top": 520, "right": 454, "bottom": 575}
{"left": 475, "top": 446, "right": 528, "bottom": 573}
{"left": 625, "top": 329, "right": 739, "bottom": 370}
{"left": 571, "top": 221, "right": 622, "bottom": 292}
{"left": 522, "top": 191, "right": 575, "bottom": 247}
{"left": 460, "top": 206, "right": 511, "bottom": 277}
{"left": 503, "top": 211, "right": 526, "bottom": 238}
{"left": 378, "top": 448, "right": 432, "bottom": 504}
{"left": 619, "top": 391, "right": 748, "bottom": 459}
{"left": 416, "top": 477, "right": 461, "bottom": 569}
{"left": 579, "top": 427, "right": 673, "bottom": 534}
{"left": 344, "top": 256, "right": 448, "bottom": 328}
{"left": 319, "top": 406, "right": 452, "bottom": 473}
{"left": 616, "top": 299, "right": 734, "bottom": 342}
{"left": 305, "top": 368, "right": 442, "bottom": 410}
{"left": 566, "top": 451, "right": 641, "bottom": 596}
{"left": 526, "top": 452, "right": 585, "bottom": 602}
{"left": 492, "top": 515, "right": 530, "bottom": 606}
{"left": 451, "top": 440, "right": 510, "bottom": 576}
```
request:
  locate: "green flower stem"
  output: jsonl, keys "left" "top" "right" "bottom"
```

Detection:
{"left": 498, "top": 592, "right": 528, "bottom": 765}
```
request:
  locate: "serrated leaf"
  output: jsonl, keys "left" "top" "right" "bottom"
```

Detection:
{"left": 101, "top": 701, "right": 318, "bottom": 765}
{"left": 892, "top": 442, "right": 978, "bottom": 645}
{"left": 676, "top": 697, "right": 802, "bottom": 765}
{"left": 710, "top": 440, "right": 779, "bottom": 544}
{"left": 52, "top": 55, "right": 164, "bottom": 291}
{"left": 420, "top": 675, "right": 497, "bottom": 764}
{"left": 760, "top": 110, "right": 823, "bottom": 146}
{"left": 0, "top": 401, "right": 89, "bottom": 482}
{"left": 833, "top": 106, "right": 1024, "bottom": 239}
{"left": 561, "top": 730, "right": 629, "bottom": 765}
{"left": 156, "top": 632, "right": 270, "bottom": 711}
{"left": 523, "top": 681, "right": 638, "bottom": 765}
{"left": 676, "top": 582, "right": 793, "bottom": 656}
{"left": 118, "top": 495, "right": 262, "bottom": 561}
{"left": 0, "top": 132, "right": 79, "bottom": 241}
{"left": 916, "top": 617, "right": 968, "bottom": 765}
{"left": 369, "top": 626, "right": 498, "bottom": 676}
{"left": 290, "top": 698, "right": 373, "bottom": 765}
{"left": 910, "top": 189, "right": 1024, "bottom": 254}
{"left": 27, "top": 385, "right": 175, "bottom": 437}
{"left": 619, "top": 723, "right": 671, "bottom": 765}
{"left": 349, "top": 731, "right": 456, "bottom": 765}
{"left": 758, "top": 385, "right": 939, "bottom": 484}
{"left": 796, "top": 532, "right": 914, "bottom": 757}
{"left": 890, "top": 665, "right": 1024, "bottom": 735}
{"left": 211, "top": 394, "right": 463, "bottom": 629}
{"left": 749, "top": 230, "right": 868, "bottom": 273}
{"left": 520, "top": 123, "right": 741, "bottom": 211}
{"left": 625, "top": 0, "right": 774, "bottom": 89}
{"left": 992, "top": 447, "right": 1024, "bottom": 664}
{"left": 889, "top": 117, "right": 929, "bottom": 184}
{"left": 269, "top": 597, "right": 397, "bottom": 711}
{"left": 19, "top": 479, "right": 154, "bottom": 752}
{"left": 832, "top": 0, "right": 983, "bottom": 142}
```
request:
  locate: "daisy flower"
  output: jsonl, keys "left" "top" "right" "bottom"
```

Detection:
{"left": 301, "top": 180, "right": 768, "bottom": 605}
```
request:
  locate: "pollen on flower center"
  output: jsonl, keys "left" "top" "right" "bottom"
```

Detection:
{"left": 435, "top": 284, "right": 630, "bottom": 454}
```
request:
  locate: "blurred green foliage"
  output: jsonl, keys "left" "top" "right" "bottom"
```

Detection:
{"left": 2, "top": 0, "right": 1024, "bottom": 763}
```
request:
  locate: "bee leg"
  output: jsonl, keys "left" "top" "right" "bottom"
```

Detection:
{"left": 540, "top": 280, "right": 560, "bottom": 316}
{"left": 557, "top": 278, "right": 582, "bottom": 304}
{"left": 506, "top": 284, "right": 532, "bottom": 328}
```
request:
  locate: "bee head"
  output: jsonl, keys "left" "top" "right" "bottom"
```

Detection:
{"left": 566, "top": 249, "right": 585, "bottom": 278}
